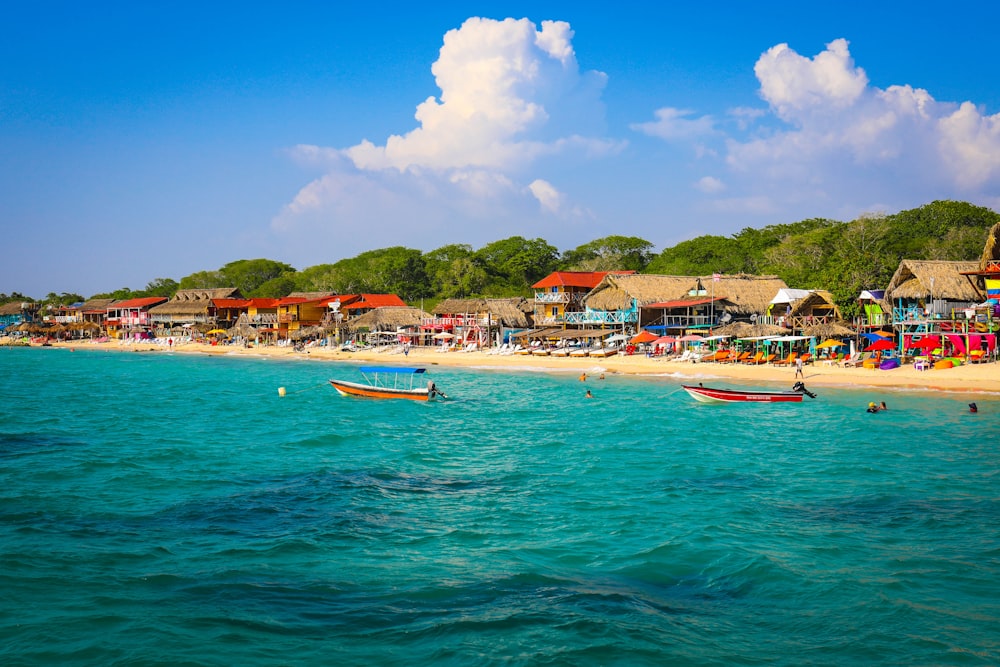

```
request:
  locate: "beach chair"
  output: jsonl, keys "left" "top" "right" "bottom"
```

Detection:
{"left": 799, "top": 352, "right": 813, "bottom": 365}
{"left": 840, "top": 352, "right": 863, "bottom": 367}
{"left": 743, "top": 351, "right": 764, "bottom": 364}
{"left": 773, "top": 352, "right": 796, "bottom": 367}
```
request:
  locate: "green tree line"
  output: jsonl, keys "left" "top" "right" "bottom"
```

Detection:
{"left": 5, "top": 200, "right": 996, "bottom": 317}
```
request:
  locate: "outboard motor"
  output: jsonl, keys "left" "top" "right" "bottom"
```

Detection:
{"left": 792, "top": 381, "right": 817, "bottom": 399}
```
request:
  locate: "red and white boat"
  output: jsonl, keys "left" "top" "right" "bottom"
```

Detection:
{"left": 682, "top": 382, "right": 816, "bottom": 404}
{"left": 330, "top": 367, "right": 447, "bottom": 401}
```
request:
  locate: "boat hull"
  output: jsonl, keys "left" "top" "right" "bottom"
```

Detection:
{"left": 329, "top": 379, "right": 432, "bottom": 401}
{"left": 682, "top": 385, "right": 804, "bottom": 403}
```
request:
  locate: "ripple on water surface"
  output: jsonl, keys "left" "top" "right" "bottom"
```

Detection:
{"left": 0, "top": 348, "right": 998, "bottom": 665}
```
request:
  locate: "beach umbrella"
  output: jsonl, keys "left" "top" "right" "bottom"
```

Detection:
{"left": 815, "top": 339, "right": 844, "bottom": 349}
{"left": 864, "top": 339, "right": 894, "bottom": 352}
{"left": 653, "top": 335, "right": 677, "bottom": 345}
{"left": 679, "top": 334, "right": 705, "bottom": 342}
{"left": 630, "top": 330, "right": 658, "bottom": 344}
{"left": 432, "top": 332, "right": 454, "bottom": 340}
{"left": 907, "top": 336, "right": 941, "bottom": 350}
{"left": 206, "top": 328, "right": 227, "bottom": 335}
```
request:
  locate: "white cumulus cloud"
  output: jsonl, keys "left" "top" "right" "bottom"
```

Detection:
{"left": 702, "top": 39, "right": 1000, "bottom": 218}
{"left": 274, "top": 17, "right": 613, "bottom": 257}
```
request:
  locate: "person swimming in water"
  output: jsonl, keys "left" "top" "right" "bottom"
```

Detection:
{"left": 867, "top": 402, "right": 879, "bottom": 413}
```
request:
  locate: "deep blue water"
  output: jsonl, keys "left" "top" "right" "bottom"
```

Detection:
{"left": 1, "top": 347, "right": 998, "bottom": 666}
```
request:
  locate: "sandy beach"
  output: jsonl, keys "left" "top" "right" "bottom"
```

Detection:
{"left": 42, "top": 338, "right": 1000, "bottom": 396}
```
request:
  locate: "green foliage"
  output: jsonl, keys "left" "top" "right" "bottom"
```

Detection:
{"left": 0, "top": 292, "right": 31, "bottom": 305}
{"left": 17, "top": 200, "right": 996, "bottom": 314}
{"left": 144, "top": 278, "right": 179, "bottom": 298}
{"left": 475, "top": 237, "right": 559, "bottom": 294}
{"left": 178, "top": 270, "right": 225, "bottom": 290}
{"left": 645, "top": 235, "right": 745, "bottom": 275}
{"left": 220, "top": 259, "right": 296, "bottom": 296}
{"left": 561, "top": 235, "right": 655, "bottom": 272}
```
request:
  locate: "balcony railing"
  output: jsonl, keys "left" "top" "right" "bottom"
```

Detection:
{"left": 278, "top": 313, "right": 298, "bottom": 323}
{"left": 534, "top": 292, "right": 571, "bottom": 304}
{"left": 564, "top": 310, "right": 636, "bottom": 325}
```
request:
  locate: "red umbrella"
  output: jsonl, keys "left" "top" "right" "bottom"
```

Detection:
{"left": 653, "top": 335, "right": 677, "bottom": 345}
{"left": 907, "top": 336, "right": 941, "bottom": 350}
{"left": 864, "top": 339, "right": 895, "bottom": 352}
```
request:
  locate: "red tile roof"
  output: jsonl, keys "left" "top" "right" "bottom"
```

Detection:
{"left": 342, "top": 294, "right": 407, "bottom": 310}
{"left": 213, "top": 299, "right": 251, "bottom": 308}
{"left": 532, "top": 271, "right": 635, "bottom": 289}
{"left": 246, "top": 298, "right": 281, "bottom": 308}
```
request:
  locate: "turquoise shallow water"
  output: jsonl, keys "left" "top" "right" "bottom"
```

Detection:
{"left": 1, "top": 347, "right": 998, "bottom": 666}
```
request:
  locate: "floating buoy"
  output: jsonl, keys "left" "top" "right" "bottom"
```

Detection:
{"left": 278, "top": 387, "right": 286, "bottom": 397}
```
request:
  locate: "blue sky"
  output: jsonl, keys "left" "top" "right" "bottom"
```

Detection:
{"left": 3, "top": 2, "right": 999, "bottom": 299}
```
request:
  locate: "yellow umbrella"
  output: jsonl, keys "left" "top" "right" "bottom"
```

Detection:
{"left": 815, "top": 339, "right": 845, "bottom": 349}
{"left": 206, "top": 328, "right": 227, "bottom": 335}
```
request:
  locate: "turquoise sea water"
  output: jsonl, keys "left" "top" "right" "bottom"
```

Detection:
{"left": 1, "top": 347, "right": 998, "bottom": 666}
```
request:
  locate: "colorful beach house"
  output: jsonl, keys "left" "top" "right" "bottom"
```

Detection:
{"left": 105, "top": 297, "right": 168, "bottom": 338}
{"left": 147, "top": 288, "right": 243, "bottom": 329}
{"left": 883, "top": 260, "right": 981, "bottom": 332}
{"left": 532, "top": 271, "right": 633, "bottom": 325}
{"left": 582, "top": 273, "right": 786, "bottom": 333}
{"left": 427, "top": 298, "right": 531, "bottom": 348}
{"left": 0, "top": 301, "right": 37, "bottom": 330}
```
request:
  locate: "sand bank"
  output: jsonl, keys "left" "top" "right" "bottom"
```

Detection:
{"left": 44, "top": 339, "right": 1000, "bottom": 396}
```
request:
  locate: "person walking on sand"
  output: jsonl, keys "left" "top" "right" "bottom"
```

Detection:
{"left": 794, "top": 356, "right": 804, "bottom": 379}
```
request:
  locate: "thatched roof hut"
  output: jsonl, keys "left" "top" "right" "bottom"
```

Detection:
{"left": 584, "top": 274, "right": 695, "bottom": 311}
{"left": 0, "top": 302, "right": 31, "bottom": 316}
{"left": 585, "top": 273, "right": 787, "bottom": 318}
{"left": 789, "top": 290, "right": 842, "bottom": 319}
{"left": 883, "top": 260, "right": 981, "bottom": 303}
{"left": 148, "top": 287, "right": 242, "bottom": 321}
{"left": 228, "top": 313, "right": 258, "bottom": 339}
{"left": 431, "top": 298, "right": 530, "bottom": 327}
{"left": 347, "top": 306, "right": 432, "bottom": 331}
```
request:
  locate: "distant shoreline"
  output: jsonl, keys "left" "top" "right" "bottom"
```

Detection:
{"left": 39, "top": 339, "right": 1000, "bottom": 397}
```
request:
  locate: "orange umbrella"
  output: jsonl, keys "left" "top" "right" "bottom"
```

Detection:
{"left": 630, "top": 330, "right": 658, "bottom": 344}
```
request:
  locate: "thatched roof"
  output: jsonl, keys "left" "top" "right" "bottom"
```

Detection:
{"left": 584, "top": 274, "right": 695, "bottom": 311}
{"left": 884, "top": 260, "right": 981, "bottom": 302}
{"left": 431, "top": 297, "right": 530, "bottom": 327}
{"left": 347, "top": 306, "right": 432, "bottom": 331}
{"left": 148, "top": 300, "right": 215, "bottom": 316}
{"left": 980, "top": 221, "right": 1000, "bottom": 268}
{"left": 802, "top": 322, "right": 856, "bottom": 338}
{"left": 228, "top": 313, "right": 258, "bottom": 338}
{"left": 432, "top": 298, "right": 483, "bottom": 315}
{"left": 789, "top": 290, "right": 842, "bottom": 318}
{"left": 171, "top": 288, "right": 242, "bottom": 301}
{"left": 584, "top": 273, "right": 787, "bottom": 316}
{"left": 0, "top": 302, "right": 29, "bottom": 315}
{"left": 148, "top": 287, "right": 241, "bottom": 317}
{"left": 485, "top": 298, "right": 530, "bottom": 327}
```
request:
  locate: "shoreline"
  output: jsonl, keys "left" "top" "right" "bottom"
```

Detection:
{"left": 39, "top": 339, "right": 1000, "bottom": 397}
